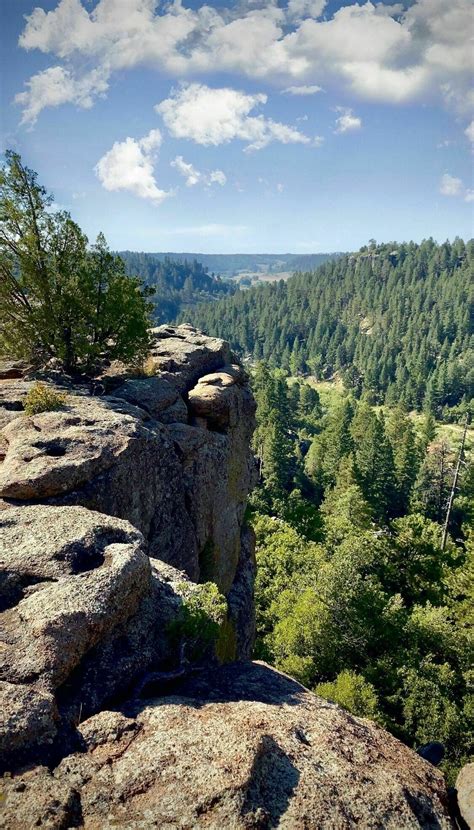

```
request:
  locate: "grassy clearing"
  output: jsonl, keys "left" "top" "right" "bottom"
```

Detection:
{"left": 290, "top": 375, "right": 473, "bottom": 458}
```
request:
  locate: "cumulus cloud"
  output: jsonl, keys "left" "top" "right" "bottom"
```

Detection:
{"left": 156, "top": 83, "right": 310, "bottom": 151}
{"left": 171, "top": 155, "right": 227, "bottom": 187}
{"left": 439, "top": 173, "right": 463, "bottom": 196}
{"left": 334, "top": 106, "right": 361, "bottom": 133}
{"left": 14, "top": 65, "right": 109, "bottom": 125}
{"left": 286, "top": 0, "right": 326, "bottom": 22}
{"left": 95, "top": 128, "right": 170, "bottom": 204}
{"left": 283, "top": 84, "right": 323, "bottom": 95}
{"left": 439, "top": 173, "right": 472, "bottom": 201}
{"left": 15, "top": 0, "right": 474, "bottom": 125}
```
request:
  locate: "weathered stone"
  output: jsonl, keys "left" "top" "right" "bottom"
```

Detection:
{"left": 227, "top": 525, "right": 256, "bottom": 661}
{"left": 0, "top": 662, "right": 453, "bottom": 829}
{"left": 0, "top": 360, "right": 28, "bottom": 380}
{"left": 0, "top": 379, "right": 32, "bottom": 430}
{"left": 0, "top": 683, "right": 58, "bottom": 761}
{"left": 0, "top": 505, "right": 149, "bottom": 689}
{"left": 157, "top": 395, "right": 189, "bottom": 424}
{"left": 0, "top": 766, "right": 81, "bottom": 829}
{"left": 0, "top": 395, "right": 199, "bottom": 575}
{"left": 0, "top": 396, "right": 154, "bottom": 500}
{"left": 456, "top": 763, "right": 474, "bottom": 828}
{"left": 112, "top": 376, "right": 180, "bottom": 418}
{"left": 0, "top": 504, "right": 197, "bottom": 771}
{"left": 168, "top": 422, "right": 255, "bottom": 592}
{"left": 188, "top": 364, "right": 250, "bottom": 430}
{"left": 149, "top": 324, "right": 233, "bottom": 393}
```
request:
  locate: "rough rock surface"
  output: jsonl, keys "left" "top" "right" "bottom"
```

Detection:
{"left": 0, "top": 326, "right": 455, "bottom": 828}
{"left": 0, "top": 503, "right": 195, "bottom": 770}
{"left": 0, "top": 662, "right": 453, "bottom": 829}
{"left": 456, "top": 763, "right": 474, "bottom": 829}
{"left": 148, "top": 323, "right": 233, "bottom": 393}
{"left": 0, "top": 326, "right": 255, "bottom": 589}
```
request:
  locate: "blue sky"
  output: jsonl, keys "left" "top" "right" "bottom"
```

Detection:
{"left": 1, "top": 0, "right": 473, "bottom": 253}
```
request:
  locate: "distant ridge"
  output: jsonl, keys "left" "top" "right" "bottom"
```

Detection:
{"left": 118, "top": 251, "right": 341, "bottom": 278}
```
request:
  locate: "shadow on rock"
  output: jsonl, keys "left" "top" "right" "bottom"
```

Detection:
{"left": 241, "top": 734, "right": 300, "bottom": 829}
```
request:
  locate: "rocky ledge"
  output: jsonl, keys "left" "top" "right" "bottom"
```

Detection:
{"left": 0, "top": 326, "right": 455, "bottom": 828}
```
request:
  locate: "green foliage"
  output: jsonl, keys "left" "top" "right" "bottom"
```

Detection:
{"left": 0, "top": 152, "right": 153, "bottom": 372}
{"left": 170, "top": 582, "right": 227, "bottom": 663}
{"left": 24, "top": 382, "right": 67, "bottom": 415}
{"left": 249, "top": 375, "right": 472, "bottom": 778}
{"left": 120, "top": 251, "right": 237, "bottom": 323}
{"left": 186, "top": 238, "right": 473, "bottom": 415}
{"left": 315, "top": 670, "right": 380, "bottom": 719}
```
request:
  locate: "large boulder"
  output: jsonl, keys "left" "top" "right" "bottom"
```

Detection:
{"left": 0, "top": 662, "right": 453, "bottom": 829}
{"left": 0, "top": 395, "right": 199, "bottom": 576}
{"left": 0, "top": 505, "right": 189, "bottom": 770}
{"left": 148, "top": 324, "right": 233, "bottom": 393}
{"left": 188, "top": 364, "right": 248, "bottom": 430}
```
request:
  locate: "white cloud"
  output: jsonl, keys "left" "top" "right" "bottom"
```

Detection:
{"left": 439, "top": 173, "right": 463, "bottom": 197}
{"left": 171, "top": 155, "right": 226, "bottom": 187}
{"left": 15, "top": 0, "right": 474, "bottom": 125}
{"left": 95, "top": 128, "right": 170, "bottom": 204}
{"left": 209, "top": 169, "right": 227, "bottom": 186}
{"left": 171, "top": 156, "right": 201, "bottom": 187}
{"left": 313, "top": 135, "right": 324, "bottom": 147}
{"left": 334, "top": 107, "right": 361, "bottom": 133}
{"left": 276, "top": 182, "right": 284, "bottom": 192}
{"left": 156, "top": 83, "right": 310, "bottom": 151}
{"left": 283, "top": 84, "right": 323, "bottom": 95}
{"left": 439, "top": 173, "right": 474, "bottom": 201}
{"left": 287, "top": 0, "right": 326, "bottom": 22}
{"left": 465, "top": 121, "right": 474, "bottom": 144}
{"left": 14, "top": 65, "right": 109, "bottom": 125}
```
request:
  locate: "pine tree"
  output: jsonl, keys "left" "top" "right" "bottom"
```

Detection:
{"left": 386, "top": 406, "right": 420, "bottom": 515}
{"left": 351, "top": 403, "right": 396, "bottom": 521}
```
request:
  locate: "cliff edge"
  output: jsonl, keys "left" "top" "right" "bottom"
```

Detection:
{"left": 0, "top": 326, "right": 454, "bottom": 828}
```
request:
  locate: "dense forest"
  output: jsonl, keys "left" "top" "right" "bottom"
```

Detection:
{"left": 248, "top": 365, "right": 472, "bottom": 784}
{"left": 182, "top": 237, "right": 473, "bottom": 781}
{"left": 120, "top": 252, "right": 237, "bottom": 323}
{"left": 120, "top": 250, "right": 337, "bottom": 279}
{"left": 185, "top": 239, "right": 473, "bottom": 419}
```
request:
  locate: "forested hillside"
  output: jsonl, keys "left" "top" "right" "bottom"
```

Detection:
{"left": 119, "top": 253, "right": 237, "bottom": 323}
{"left": 120, "top": 250, "right": 337, "bottom": 279}
{"left": 185, "top": 239, "right": 473, "bottom": 417}
{"left": 248, "top": 365, "right": 473, "bottom": 784}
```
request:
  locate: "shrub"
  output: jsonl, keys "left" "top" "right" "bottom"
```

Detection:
{"left": 315, "top": 670, "right": 380, "bottom": 719}
{"left": 169, "top": 582, "right": 227, "bottom": 663}
{"left": 24, "top": 382, "right": 68, "bottom": 416}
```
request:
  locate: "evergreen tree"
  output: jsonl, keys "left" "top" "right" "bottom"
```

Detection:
{"left": 386, "top": 405, "right": 420, "bottom": 514}
{"left": 351, "top": 403, "right": 396, "bottom": 521}
{"left": 0, "top": 152, "right": 153, "bottom": 372}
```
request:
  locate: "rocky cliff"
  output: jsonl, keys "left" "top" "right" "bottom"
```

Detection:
{"left": 0, "top": 326, "right": 455, "bottom": 829}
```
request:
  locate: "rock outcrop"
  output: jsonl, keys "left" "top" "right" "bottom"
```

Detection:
{"left": 1, "top": 663, "right": 453, "bottom": 829}
{"left": 0, "top": 325, "right": 256, "bottom": 589}
{"left": 0, "top": 326, "right": 455, "bottom": 828}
